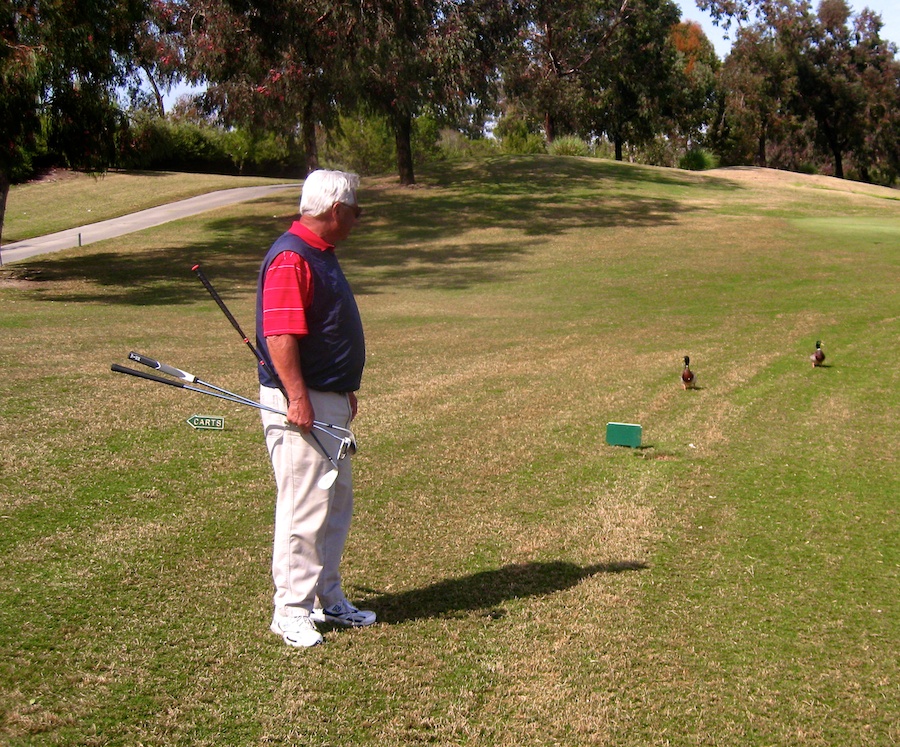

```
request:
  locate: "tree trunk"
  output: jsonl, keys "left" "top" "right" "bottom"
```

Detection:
{"left": 832, "top": 147, "right": 844, "bottom": 179}
{"left": 614, "top": 136, "right": 623, "bottom": 161}
{"left": 0, "top": 170, "right": 9, "bottom": 266}
{"left": 755, "top": 114, "right": 768, "bottom": 167}
{"left": 756, "top": 133, "right": 767, "bottom": 168}
{"left": 301, "top": 97, "right": 319, "bottom": 177}
{"left": 394, "top": 110, "right": 416, "bottom": 186}
{"left": 544, "top": 110, "right": 556, "bottom": 142}
{"left": 142, "top": 65, "right": 165, "bottom": 117}
{"left": 823, "top": 124, "right": 844, "bottom": 179}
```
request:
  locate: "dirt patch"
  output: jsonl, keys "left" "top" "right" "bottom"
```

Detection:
{"left": 0, "top": 268, "right": 48, "bottom": 287}
{"left": 25, "top": 167, "right": 79, "bottom": 185}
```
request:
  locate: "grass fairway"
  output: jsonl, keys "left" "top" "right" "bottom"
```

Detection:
{"left": 0, "top": 157, "right": 897, "bottom": 746}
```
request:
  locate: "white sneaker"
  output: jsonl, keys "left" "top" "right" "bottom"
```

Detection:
{"left": 270, "top": 611, "right": 324, "bottom": 648}
{"left": 311, "top": 599, "right": 376, "bottom": 627}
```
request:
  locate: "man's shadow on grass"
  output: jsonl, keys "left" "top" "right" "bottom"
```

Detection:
{"left": 354, "top": 560, "right": 648, "bottom": 624}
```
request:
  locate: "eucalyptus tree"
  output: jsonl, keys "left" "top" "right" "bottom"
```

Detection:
{"left": 351, "top": 0, "right": 520, "bottom": 184}
{"left": 130, "top": 0, "right": 188, "bottom": 116}
{"left": 173, "top": 0, "right": 359, "bottom": 176}
{"left": 579, "top": 0, "right": 682, "bottom": 159}
{"left": 171, "top": 0, "right": 517, "bottom": 184}
{"left": 0, "top": 0, "right": 149, "bottom": 257}
{"left": 669, "top": 20, "right": 720, "bottom": 151}
{"left": 501, "top": 0, "right": 632, "bottom": 143}
{"left": 791, "top": 0, "right": 899, "bottom": 179}
{"left": 700, "top": 0, "right": 900, "bottom": 181}
{"left": 717, "top": 23, "right": 794, "bottom": 166}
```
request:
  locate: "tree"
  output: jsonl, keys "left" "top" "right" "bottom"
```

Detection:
{"left": 0, "top": 0, "right": 150, "bottom": 260}
{"left": 580, "top": 0, "right": 682, "bottom": 160}
{"left": 501, "top": 0, "right": 631, "bottom": 143}
{"left": 171, "top": 0, "right": 358, "bottom": 177}
{"left": 352, "top": 0, "right": 520, "bottom": 184}
{"left": 716, "top": 23, "right": 794, "bottom": 166}
{"left": 669, "top": 21, "right": 720, "bottom": 151}
{"left": 170, "top": 0, "right": 517, "bottom": 185}
{"left": 792, "top": 0, "right": 900, "bottom": 179}
{"left": 129, "top": 0, "right": 188, "bottom": 116}
{"left": 788, "top": 0, "right": 861, "bottom": 177}
{"left": 699, "top": 0, "right": 900, "bottom": 181}
{"left": 850, "top": 8, "right": 900, "bottom": 183}
{"left": 499, "top": 0, "right": 688, "bottom": 159}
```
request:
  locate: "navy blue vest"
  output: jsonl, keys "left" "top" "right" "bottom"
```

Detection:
{"left": 256, "top": 231, "right": 365, "bottom": 393}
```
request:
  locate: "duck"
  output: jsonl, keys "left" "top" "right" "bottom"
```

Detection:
{"left": 681, "top": 355, "right": 696, "bottom": 389}
{"left": 810, "top": 340, "right": 825, "bottom": 367}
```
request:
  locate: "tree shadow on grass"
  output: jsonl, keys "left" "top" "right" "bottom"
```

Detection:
{"left": 353, "top": 560, "right": 648, "bottom": 624}
{"left": 4, "top": 158, "right": 743, "bottom": 305}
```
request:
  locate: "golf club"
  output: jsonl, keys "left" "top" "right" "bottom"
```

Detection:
{"left": 128, "top": 351, "right": 251, "bottom": 403}
{"left": 112, "top": 361, "right": 348, "bottom": 489}
{"left": 126, "top": 352, "right": 356, "bottom": 452}
{"left": 191, "top": 263, "right": 273, "bottom": 380}
{"left": 111, "top": 362, "right": 279, "bottom": 412}
{"left": 191, "top": 263, "right": 341, "bottom": 487}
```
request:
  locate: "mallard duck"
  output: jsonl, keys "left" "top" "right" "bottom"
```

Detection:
{"left": 681, "top": 355, "right": 696, "bottom": 389}
{"left": 810, "top": 340, "right": 825, "bottom": 367}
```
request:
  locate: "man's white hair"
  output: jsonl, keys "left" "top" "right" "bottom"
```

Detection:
{"left": 299, "top": 170, "right": 360, "bottom": 217}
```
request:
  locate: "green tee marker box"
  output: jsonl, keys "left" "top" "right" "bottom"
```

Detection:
{"left": 606, "top": 422, "right": 642, "bottom": 448}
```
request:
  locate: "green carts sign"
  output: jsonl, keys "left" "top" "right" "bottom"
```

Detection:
{"left": 186, "top": 415, "right": 225, "bottom": 431}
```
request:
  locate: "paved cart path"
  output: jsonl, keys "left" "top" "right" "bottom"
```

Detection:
{"left": 1, "top": 183, "right": 298, "bottom": 264}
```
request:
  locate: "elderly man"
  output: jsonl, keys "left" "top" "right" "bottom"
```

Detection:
{"left": 256, "top": 170, "right": 374, "bottom": 648}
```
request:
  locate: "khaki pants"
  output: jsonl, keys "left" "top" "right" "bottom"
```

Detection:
{"left": 260, "top": 386, "right": 354, "bottom": 614}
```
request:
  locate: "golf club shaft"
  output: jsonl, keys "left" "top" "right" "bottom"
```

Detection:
{"left": 191, "top": 263, "right": 283, "bottom": 394}
{"left": 128, "top": 351, "right": 250, "bottom": 403}
{"left": 111, "top": 363, "right": 286, "bottom": 415}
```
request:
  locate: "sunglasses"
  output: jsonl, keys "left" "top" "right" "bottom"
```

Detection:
{"left": 338, "top": 202, "right": 362, "bottom": 219}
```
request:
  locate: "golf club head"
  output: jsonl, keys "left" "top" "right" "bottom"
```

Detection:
{"left": 337, "top": 436, "right": 357, "bottom": 460}
{"left": 317, "top": 468, "right": 339, "bottom": 490}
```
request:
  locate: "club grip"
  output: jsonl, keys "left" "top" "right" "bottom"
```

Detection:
{"left": 111, "top": 363, "right": 187, "bottom": 389}
{"left": 128, "top": 351, "right": 194, "bottom": 382}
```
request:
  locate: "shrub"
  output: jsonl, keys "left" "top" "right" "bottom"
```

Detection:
{"left": 412, "top": 114, "right": 442, "bottom": 164}
{"left": 679, "top": 148, "right": 720, "bottom": 171}
{"left": 639, "top": 136, "right": 678, "bottom": 167}
{"left": 121, "top": 115, "right": 232, "bottom": 173}
{"left": 437, "top": 129, "right": 498, "bottom": 160}
{"left": 548, "top": 136, "right": 590, "bottom": 157}
{"left": 322, "top": 112, "right": 455, "bottom": 175}
{"left": 322, "top": 114, "right": 395, "bottom": 175}
{"left": 220, "top": 130, "right": 297, "bottom": 175}
{"left": 494, "top": 116, "right": 546, "bottom": 155}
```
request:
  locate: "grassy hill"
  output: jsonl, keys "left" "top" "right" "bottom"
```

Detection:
{"left": 2, "top": 169, "right": 294, "bottom": 243}
{"left": 0, "top": 158, "right": 897, "bottom": 746}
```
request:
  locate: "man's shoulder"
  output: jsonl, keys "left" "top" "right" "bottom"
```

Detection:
{"left": 265, "top": 230, "right": 312, "bottom": 263}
